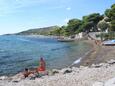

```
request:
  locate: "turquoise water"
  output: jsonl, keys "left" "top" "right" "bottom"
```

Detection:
{"left": 0, "top": 35, "right": 91, "bottom": 76}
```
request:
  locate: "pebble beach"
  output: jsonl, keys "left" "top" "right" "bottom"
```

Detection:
{"left": 1, "top": 60, "right": 115, "bottom": 86}
{"left": 0, "top": 40, "right": 115, "bottom": 86}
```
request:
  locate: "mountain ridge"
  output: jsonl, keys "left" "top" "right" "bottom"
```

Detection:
{"left": 15, "top": 26, "right": 60, "bottom": 35}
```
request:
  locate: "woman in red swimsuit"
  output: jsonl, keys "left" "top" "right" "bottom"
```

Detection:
{"left": 37, "top": 57, "right": 46, "bottom": 72}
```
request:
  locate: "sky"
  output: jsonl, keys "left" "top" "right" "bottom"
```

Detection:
{"left": 0, "top": 0, "right": 115, "bottom": 35}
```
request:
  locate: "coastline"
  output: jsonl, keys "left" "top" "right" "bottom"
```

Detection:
{"left": 77, "top": 40, "right": 115, "bottom": 67}
{"left": 70, "top": 40, "right": 95, "bottom": 67}
{"left": 0, "top": 35, "right": 92, "bottom": 76}
{"left": 77, "top": 40, "right": 98, "bottom": 66}
{"left": 0, "top": 39, "right": 115, "bottom": 86}
{"left": 1, "top": 58, "right": 115, "bottom": 86}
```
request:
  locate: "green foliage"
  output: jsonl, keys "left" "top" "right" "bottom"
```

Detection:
{"left": 65, "top": 13, "right": 103, "bottom": 35}
{"left": 16, "top": 26, "right": 60, "bottom": 35}
{"left": 96, "top": 32, "right": 115, "bottom": 40}
{"left": 97, "top": 20, "right": 109, "bottom": 31}
{"left": 50, "top": 28, "right": 62, "bottom": 36}
{"left": 105, "top": 4, "right": 115, "bottom": 31}
{"left": 110, "top": 4, "right": 115, "bottom": 31}
{"left": 105, "top": 9, "right": 111, "bottom": 18}
{"left": 81, "top": 13, "right": 103, "bottom": 32}
{"left": 49, "top": 26, "right": 68, "bottom": 36}
{"left": 66, "top": 19, "right": 82, "bottom": 36}
{"left": 110, "top": 20, "right": 115, "bottom": 31}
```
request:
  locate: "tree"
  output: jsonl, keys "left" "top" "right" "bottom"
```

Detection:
{"left": 82, "top": 13, "right": 103, "bottom": 32}
{"left": 105, "top": 4, "right": 115, "bottom": 31}
{"left": 110, "top": 4, "right": 115, "bottom": 31}
{"left": 50, "top": 28, "right": 62, "bottom": 36}
{"left": 60, "top": 26, "right": 68, "bottom": 36}
{"left": 66, "top": 19, "right": 82, "bottom": 36}
{"left": 97, "top": 20, "right": 109, "bottom": 31}
{"left": 78, "top": 13, "right": 104, "bottom": 33}
{"left": 79, "top": 21, "right": 93, "bottom": 33}
{"left": 49, "top": 4, "right": 115, "bottom": 36}
{"left": 105, "top": 9, "right": 111, "bottom": 18}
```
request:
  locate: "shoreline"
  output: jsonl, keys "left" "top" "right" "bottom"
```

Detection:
{"left": 0, "top": 40, "right": 115, "bottom": 86}
{"left": 0, "top": 35, "right": 92, "bottom": 76}
{"left": 1, "top": 39, "right": 115, "bottom": 77}
{"left": 1, "top": 59, "right": 115, "bottom": 86}
{"left": 77, "top": 40, "right": 115, "bottom": 67}
{"left": 78, "top": 40, "right": 98, "bottom": 66}
{"left": 69, "top": 40, "right": 95, "bottom": 67}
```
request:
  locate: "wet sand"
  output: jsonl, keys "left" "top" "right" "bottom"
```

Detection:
{"left": 78, "top": 40, "right": 115, "bottom": 66}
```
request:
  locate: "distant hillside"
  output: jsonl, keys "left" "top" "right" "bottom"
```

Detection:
{"left": 16, "top": 26, "right": 60, "bottom": 35}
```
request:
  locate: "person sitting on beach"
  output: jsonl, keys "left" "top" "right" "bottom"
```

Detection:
{"left": 37, "top": 57, "right": 48, "bottom": 76}
{"left": 23, "top": 58, "right": 47, "bottom": 79}
{"left": 22, "top": 68, "right": 40, "bottom": 79}
{"left": 23, "top": 68, "right": 32, "bottom": 78}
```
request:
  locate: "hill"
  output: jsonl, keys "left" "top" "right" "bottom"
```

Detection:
{"left": 15, "top": 26, "right": 60, "bottom": 35}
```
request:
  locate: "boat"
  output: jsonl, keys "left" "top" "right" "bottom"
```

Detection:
{"left": 102, "top": 40, "right": 115, "bottom": 46}
{"left": 57, "top": 38, "right": 75, "bottom": 42}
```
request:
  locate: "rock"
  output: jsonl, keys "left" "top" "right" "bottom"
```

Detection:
{"left": 71, "top": 67, "right": 79, "bottom": 72}
{"left": 60, "top": 68, "right": 72, "bottom": 74}
{"left": 79, "top": 66, "right": 89, "bottom": 70}
{"left": 92, "top": 81, "right": 104, "bottom": 86}
{"left": 52, "top": 69, "right": 59, "bottom": 75}
{"left": 91, "top": 64, "right": 102, "bottom": 68}
{"left": 80, "top": 66, "right": 85, "bottom": 68}
{"left": 105, "top": 77, "right": 115, "bottom": 86}
{"left": 99, "top": 63, "right": 109, "bottom": 67}
{"left": 0, "top": 76, "right": 8, "bottom": 80}
{"left": 11, "top": 73, "right": 24, "bottom": 82}
{"left": 91, "top": 62, "right": 110, "bottom": 68}
{"left": 47, "top": 70, "right": 53, "bottom": 76}
{"left": 63, "top": 70, "right": 72, "bottom": 74}
{"left": 107, "top": 59, "right": 115, "bottom": 65}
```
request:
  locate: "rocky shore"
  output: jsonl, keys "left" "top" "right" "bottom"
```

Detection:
{"left": 0, "top": 40, "right": 115, "bottom": 86}
{"left": 1, "top": 59, "right": 115, "bottom": 86}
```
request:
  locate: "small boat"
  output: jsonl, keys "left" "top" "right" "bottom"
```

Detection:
{"left": 57, "top": 38, "right": 75, "bottom": 42}
{"left": 102, "top": 40, "right": 115, "bottom": 46}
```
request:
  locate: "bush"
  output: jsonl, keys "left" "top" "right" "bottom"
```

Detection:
{"left": 96, "top": 32, "right": 115, "bottom": 40}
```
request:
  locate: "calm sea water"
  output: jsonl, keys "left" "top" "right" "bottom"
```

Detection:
{"left": 0, "top": 35, "right": 91, "bottom": 76}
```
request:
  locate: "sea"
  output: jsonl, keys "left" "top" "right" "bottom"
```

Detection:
{"left": 0, "top": 35, "right": 92, "bottom": 76}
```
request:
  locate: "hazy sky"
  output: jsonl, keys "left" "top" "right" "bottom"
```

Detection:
{"left": 0, "top": 0, "right": 115, "bottom": 35}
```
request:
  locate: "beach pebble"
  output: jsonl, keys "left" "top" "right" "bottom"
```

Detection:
{"left": 79, "top": 66, "right": 85, "bottom": 69}
{"left": 92, "top": 81, "right": 104, "bottom": 86}
{"left": 52, "top": 69, "right": 59, "bottom": 75}
{"left": 71, "top": 67, "right": 79, "bottom": 72}
{"left": 99, "top": 63, "right": 110, "bottom": 67}
{"left": 11, "top": 73, "right": 24, "bottom": 82}
{"left": 91, "top": 64, "right": 102, "bottom": 68}
{"left": 47, "top": 70, "right": 53, "bottom": 76}
{"left": 105, "top": 77, "right": 115, "bottom": 86}
{"left": 80, "top": 66, "right": 89, "bottom": 69}
{"left": 1, "top": 60, "right": 115, "bottom": 86}
{"left": 0, "top": 76, "right": 8, "bottom": 80}
{"left": 107, "top": 59, "right": 115, "bottom": 65}
{"left": 60, "top": 68, "right": 72, "bottom": 74}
